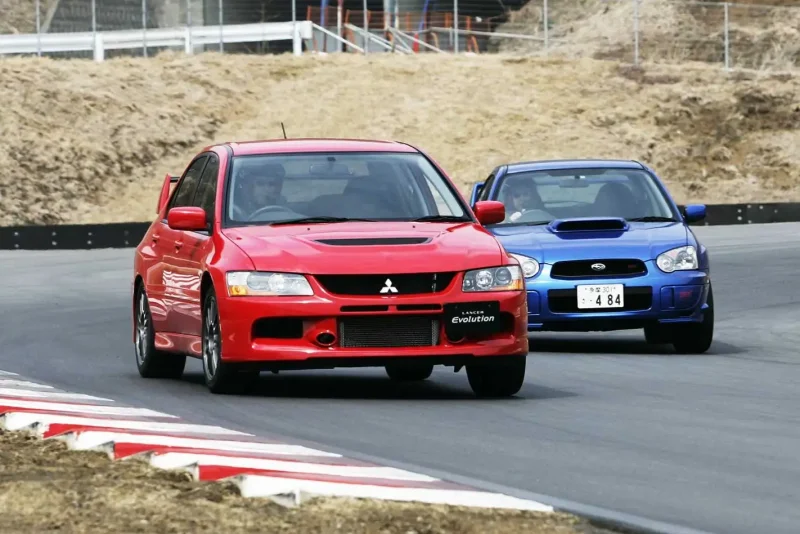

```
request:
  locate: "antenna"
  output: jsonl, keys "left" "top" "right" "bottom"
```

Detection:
{"left": 280, "top": 122, "right": 287, "bottom": 139}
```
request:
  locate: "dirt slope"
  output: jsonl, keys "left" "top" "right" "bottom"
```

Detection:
{"left": 491, "top": 0, "right": 800, "bottom": 71}
{"left": 1, "top": 51, "right": 799, "bottom": 226}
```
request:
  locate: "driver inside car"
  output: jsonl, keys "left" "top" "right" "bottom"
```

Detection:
{"left": 504, "top": 180, "right": 544, "bottom": 222}
{"left": 233, "top": 163, "right": 288, "bottom": 220}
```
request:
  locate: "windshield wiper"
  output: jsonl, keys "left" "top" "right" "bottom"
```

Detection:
{"left": 627, "top": 216, "right": 677, "bottom": 222}
{"left": 412, "top": 215, "right": 471, "bottom": 223}
{"left": 269, "top": 217, "right": 376, "bottom": 226}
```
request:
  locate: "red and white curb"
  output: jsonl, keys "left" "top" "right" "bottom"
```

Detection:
{"left": 0, "top": 369, "right": 553, "bottom": 512}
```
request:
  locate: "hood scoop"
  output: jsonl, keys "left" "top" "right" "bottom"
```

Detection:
{"left": 548, "top": 217, "right": 629, "bottom": 233}
{"left": 314, "top": 237, "right": 431, "bottom": 246}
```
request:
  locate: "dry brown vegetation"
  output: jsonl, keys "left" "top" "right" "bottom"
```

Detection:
{"left": 0, "top": 429, "right": 613, "bottom": 534}
{"left": 0, "top": 0, "right": 37, "bottom": 33}
{"left": 1, "top": 50, "right": 799, "bottom": 226}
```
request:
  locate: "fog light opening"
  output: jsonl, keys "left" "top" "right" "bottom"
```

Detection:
{"left": 447, "top": 333, "right": 466, "bottom": 344}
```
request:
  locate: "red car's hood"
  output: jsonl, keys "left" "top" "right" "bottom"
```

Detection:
{"left": 221, "top": 222, "right": 505, "bottom": 275}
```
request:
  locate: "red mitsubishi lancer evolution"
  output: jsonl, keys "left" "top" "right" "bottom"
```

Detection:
{"left": 132, "top": 139, "right": 529, "bottom": 397}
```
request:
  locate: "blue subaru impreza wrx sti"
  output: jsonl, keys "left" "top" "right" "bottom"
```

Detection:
{"left": 470, "top": 159, "right": 714, "bottom": 354}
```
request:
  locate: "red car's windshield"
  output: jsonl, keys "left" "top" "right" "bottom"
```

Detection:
{"left": 223, "top": 152, "right": 470, "bottom": 226}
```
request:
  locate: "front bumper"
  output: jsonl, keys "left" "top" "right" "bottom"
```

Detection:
{"left": 525, "top": 263, "right": 710, "bottom": 332}
{"left": 215, "top": 279, "right": 529, "bottom": 368}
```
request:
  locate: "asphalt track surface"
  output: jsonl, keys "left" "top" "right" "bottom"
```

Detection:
{"left": 2, "top": 222, "right": 799, "bottom": 534}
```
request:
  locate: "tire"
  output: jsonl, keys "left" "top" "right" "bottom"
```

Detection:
{"left": 644, "top": 323, "right": 673, "bottom": 345}
{"left": 466, "top": 355, "right": 527, "bottom": 398}
{"left": 671, "top": 284, "right": 715, "bottom": 354}
{"left": 385, "top": 363, "right": 434, "bottom": 381}
{"left": 202, "top": 286, "right": 260, "bottom": 394}
{"left": 134, "top": 286, "right": 186, "bottom": 379}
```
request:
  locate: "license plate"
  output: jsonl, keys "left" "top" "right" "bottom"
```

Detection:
{"left": 443, "top": 301, "right": 501, "bottom": 338}
{"left": 576, "top": 284, "right": 624, "bottom": 309}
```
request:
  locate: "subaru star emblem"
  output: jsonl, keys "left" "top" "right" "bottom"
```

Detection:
{"left": 380, "top": 278, "right": 398, "bottom": 294}
{"left": 591, "top": 263, "right": 606, "bottom": 271}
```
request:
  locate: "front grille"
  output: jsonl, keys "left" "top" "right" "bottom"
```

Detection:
{"left": 551, "top": 259, "right": 647, "bottom": 278}
{"left": 338, "top": 315, "right": 440, "bottom": 348}
{"left": 548, "top": 286, "right": 652, "bottom": 313}
{"left": 315, "top": 272, "right": 457, "bottom": 296}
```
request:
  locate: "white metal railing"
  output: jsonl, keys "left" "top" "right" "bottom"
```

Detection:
{"left": 0, "top": 20, "right": 313, "bottom": 61}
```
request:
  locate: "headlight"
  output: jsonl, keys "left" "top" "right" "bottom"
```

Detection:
{"left": 508, "top": 253, "right": 540, "bottom": 278}
{"left": 462, "top": 265, "right": 523, "bottom": 292}
{"left": 226, "top": 271, "right": 314, "bottom": 296}
{"left": 656, "top": 246, "right": 698, "bottom": 273}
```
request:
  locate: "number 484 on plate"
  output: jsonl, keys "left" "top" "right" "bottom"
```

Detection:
{"left": 577, "top": 284, "right": 624, "bottom": 309}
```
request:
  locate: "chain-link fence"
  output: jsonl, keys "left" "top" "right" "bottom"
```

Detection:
{"left": 479, "top": 0, "right": 800, "bottom": 71}
{"left": 3, "top": 0, "right": 800, "bottom": 70}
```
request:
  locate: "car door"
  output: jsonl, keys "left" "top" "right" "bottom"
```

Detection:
{"left": 169, "top": 153, "right": 219, "bottom": 339}
{"left": 161, "top": 155, "right": 208, "bottom": 334}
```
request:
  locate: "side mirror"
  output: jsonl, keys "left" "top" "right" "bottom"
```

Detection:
{"left": 470, "top": 181, "right": 485, "bottom": 206}
{"left": 157, "top": 173, "right": 179, "bottom": 214}
{"left": 473, "top": 200, "right": 505, "bottom": 226}
{"left": 683, "top": 204, "right": 706, "bottom": 223}
{"left": 167, "top": 207, "right": 208, "bottom": 231}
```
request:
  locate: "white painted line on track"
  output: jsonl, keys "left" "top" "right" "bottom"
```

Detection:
{"left": 0, "top": 388, "right": 113, "bottom": 402}
{"left": 0, "top": 398, "right": 176, "bottom": 418}
{"left": 0, "top": 379, "right": 53, "bottom": 389}
{"left": 0, "top": 370, "right": 19, "bottom": 376}
{"left": 0, "top": 412, "right": 251, "bottom": 436}
{"left": 235, "top": 475, "right": 554, "bottom": 511}
{"left": 148, "top": 452, "right": 439, "bottom": 482}
{"left": 65, "top": 431, "right": 342, "bottom": 457}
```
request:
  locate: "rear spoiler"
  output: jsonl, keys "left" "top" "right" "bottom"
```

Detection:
{"left": 157, "top": 173, "right": 180, "bottom": 214}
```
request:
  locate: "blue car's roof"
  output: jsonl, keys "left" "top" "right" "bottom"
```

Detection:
{"left": 505, "top": 159, "right": 646, "bottom": 173}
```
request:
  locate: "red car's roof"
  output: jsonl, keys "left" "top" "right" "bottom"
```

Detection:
{"left": 208, "top": 138, "right": 420, "bottom": 156}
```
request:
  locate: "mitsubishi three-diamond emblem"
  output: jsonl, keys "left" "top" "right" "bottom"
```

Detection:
{"left": 380, "top": 278, "right": 398, "bottom": 294}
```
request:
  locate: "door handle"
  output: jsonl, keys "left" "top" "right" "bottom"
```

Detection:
{"left": 152, "top": 233, "right": 160, "bottom": 244}
{"left": 175, "top": 241, "right": 183, "bottom": 251}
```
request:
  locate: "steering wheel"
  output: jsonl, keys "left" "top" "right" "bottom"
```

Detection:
{"left": 246, "top": 205, "right": 297, "bottom": 221}
{"left": 510, "top": 209, "right": 554, "bottom": 223}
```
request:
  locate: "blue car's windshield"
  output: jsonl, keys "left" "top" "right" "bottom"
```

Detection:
{"left": 224, "top": 152, "right": 469, "bottom": 227}
{"left": 491, "top": 168, "right": 678, "bottom": 226}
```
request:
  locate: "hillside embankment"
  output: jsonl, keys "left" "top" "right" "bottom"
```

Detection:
{"left": 1, "top": 51, "right": 799, "bottom": 225}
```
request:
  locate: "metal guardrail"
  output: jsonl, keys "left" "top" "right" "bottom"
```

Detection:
{"left": 0, "top": 20, "right": 313, "bottom": 60}
{"left": 3, "top": 204, "right": 800, "bottom": 250}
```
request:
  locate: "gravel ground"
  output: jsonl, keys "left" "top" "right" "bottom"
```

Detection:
{"left": 0, "top": 429, "right": 619, "bottom": 534}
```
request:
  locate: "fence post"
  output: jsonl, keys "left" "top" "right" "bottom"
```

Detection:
{"left": 453, "top": 0, "right": 458, "bottom": 53}
{"left": 218, "top": 0, "right": 223, "bottom": 52}
{"left": 543, "top": 0, "right": 548, "bottom": 54}
{"left": 186, "top": 0, "right": 193, "bottom": 54}
{"left": 723, "top": 2, "right": 730, "bottom": 70}
{"left": 35, "top": 0, "right": 41, "bottom": 57}
{"left": 93, "top": 33, "right": 104, "bottom": 61}
{"left": 91, "top": 0, "right": 96, "bottom": 48}
{"left": 633, "top": 0, "right": 639, "bottom": 65}
{"left": 392, "top": 0, "right": 398, "bottom": 53}
{"left": 292, "top": 0, "right": 301, "bottom": 56}
{"left": 142, "top": 0, "right": 148, "bottom": 57}
{"left": 363, "top": 0, "right": 368, "bottom": 53}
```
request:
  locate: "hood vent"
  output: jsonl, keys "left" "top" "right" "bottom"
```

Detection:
{"left": 549, "top": 218, "right": 628, "bottom": 233}
{"left": 314, "top": 237, "right": 431, "bottom": 246}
